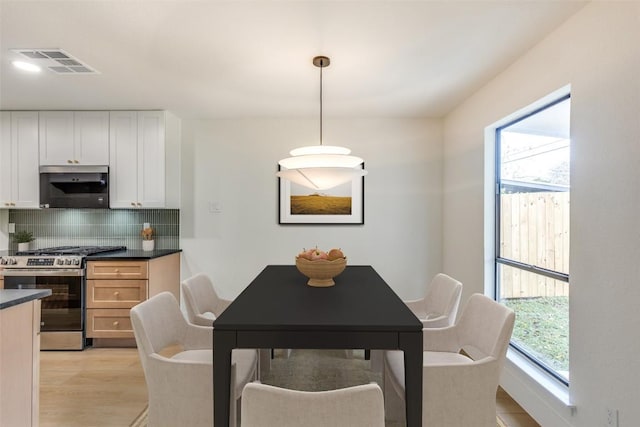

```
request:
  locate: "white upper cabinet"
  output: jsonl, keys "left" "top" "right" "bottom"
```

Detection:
{"left": 39, "top": 111, "right": 109, "bottom": 165}
{"left": 0, "top": 112, "right": 40, "bottom": 208}
{"left": 109, "top": 111, "right": 166, "bottom": 208}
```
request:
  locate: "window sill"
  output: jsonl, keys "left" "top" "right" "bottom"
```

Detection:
{"left": 506, "top": 348, "right": 573, "bottom": 408}
{"left": 501, "top": 348, "right": 576, "bottom": 426}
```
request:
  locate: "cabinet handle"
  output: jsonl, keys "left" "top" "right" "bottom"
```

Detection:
{"left": 67, "top": 160, "right": 73, "bottom": 164}
{"left": 112, "top": 321, "right": 119, "bottom": 327}
{"left": 74, "top": 160, "right": 79, "bottom": 164}
{"left": 114, "top": 269, "right": 120, "bottom": 273}
{"left": 131, "top": 202, "right": 136, "bottom": 207}
{"left": 114, "top": 291, "right": 120, "bottom": 297}
{"left": 137, "top": 202, "right": 142, "bottom": 207}
{"left": 10, "top": 203, "right": 15, "bottom": 207}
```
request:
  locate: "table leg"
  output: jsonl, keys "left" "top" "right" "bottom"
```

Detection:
{"left": 214, "top": 330, "right": 236, "bottom": 427}
{"left": 399, "top": 331, "right": 423, "bottom": 427}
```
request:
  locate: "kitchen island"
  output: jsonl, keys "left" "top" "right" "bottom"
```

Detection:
{"left": 1, "top": 289, "right": 52, "bottom": 427}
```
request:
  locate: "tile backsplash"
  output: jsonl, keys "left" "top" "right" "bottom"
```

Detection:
{"left": 8, "top": 209, "right": 179, "bottom": 251}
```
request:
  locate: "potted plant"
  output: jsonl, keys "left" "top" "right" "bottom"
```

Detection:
{"left": 141, "top": 226, "right": 155, "bottom": 251}
{"left": 14, "top": 230, "right": 34, "bottom": 251}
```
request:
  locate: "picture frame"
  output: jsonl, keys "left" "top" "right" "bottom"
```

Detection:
{"left": 278, "top": 164, "right": 365, "bottom": 225}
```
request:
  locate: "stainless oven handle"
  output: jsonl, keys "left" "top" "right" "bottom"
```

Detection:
{"left": 2, "top": 269, "right": 85, "bottom": 277}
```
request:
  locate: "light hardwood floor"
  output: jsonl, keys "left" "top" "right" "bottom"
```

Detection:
{"left": 40, "top": 348, "right": 147, "bottom": 427}
{"left": 40, "top": 348, "right": 539, "bottom": 427}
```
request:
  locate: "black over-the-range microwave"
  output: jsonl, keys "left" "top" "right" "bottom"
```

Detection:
{"left": 39, "top": 165, "right": 109, "bottom": 208}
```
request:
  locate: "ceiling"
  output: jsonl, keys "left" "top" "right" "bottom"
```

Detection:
{"left": 0, "top": 1, "right": 586, "bottom": 119}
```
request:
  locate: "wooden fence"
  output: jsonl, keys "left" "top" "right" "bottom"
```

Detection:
{"left": 500, "top": 192, "right": 570, "bottom": 298}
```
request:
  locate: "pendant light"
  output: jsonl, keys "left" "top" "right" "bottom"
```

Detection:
{"left": 276, "top": 56, "right": 367, "bottom": 190}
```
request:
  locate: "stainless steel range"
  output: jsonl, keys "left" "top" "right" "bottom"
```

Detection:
{"left": 1, "top": 246, "right": 126, "bottom": 350}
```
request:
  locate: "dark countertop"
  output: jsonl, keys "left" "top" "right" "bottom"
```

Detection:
{"left": 1, "top": 248, "right": 181, "bottom": 260}
{"left": 0, "top": 289, "right": 53, "bottom": 310}
{"left": 85, "top": 248, "right": 181, "bottom": 261}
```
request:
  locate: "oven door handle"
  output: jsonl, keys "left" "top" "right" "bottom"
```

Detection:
{"left": 1, "top": 269, "right": 85, "bottom": 277}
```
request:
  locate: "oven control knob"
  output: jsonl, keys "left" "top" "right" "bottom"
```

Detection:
{"left": 56, "top": 259, "right": 64, "bottom": 265}
{"left": 65, "top": 259, "right": 72, "bottom": 265}
{"left": 8, "top": 258, "right": 17, "bottom": 265}
{"left": 0, "top": 258, "right": 6, "bottom": 265}
{"left": 73, "top": 259, "right": 80, "bottom": 266}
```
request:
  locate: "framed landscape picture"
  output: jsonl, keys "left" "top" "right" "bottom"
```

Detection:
{"left": 278, "top": 164, "right": 365, "bottom": 224}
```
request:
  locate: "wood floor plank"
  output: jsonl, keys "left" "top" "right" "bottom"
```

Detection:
{"left": 40, "top": 348, "right": 147, "bottom": 427}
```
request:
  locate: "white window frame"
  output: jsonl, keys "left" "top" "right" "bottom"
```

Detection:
{"left": 483, "top": 86, "right": 573, "bottom": 413}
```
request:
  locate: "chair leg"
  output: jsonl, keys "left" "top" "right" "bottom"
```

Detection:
{"left": 258, "top": 349, "right": 271, "bottom": 379}
{"left": 234, "top": 397, "right": 242, "bottom": 427}
{"left": 382, "top": 355, "right": 406, "bottom": 422}
{"left": 270, "top": 348, "right": 293, "bottom": 358}
{"left": 230, "top": 362, "right": 237, "bottom": 427}
{"left": 369, "top": 349, "right": 384, "bottom": 373}
{"left": 229, "top": 397, "right": 237, "bottom": 427}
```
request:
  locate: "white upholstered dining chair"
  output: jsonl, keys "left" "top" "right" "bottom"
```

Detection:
{"left": 404, "top": 273, "right": 463, "bottom": 328}
{"left": 181, "top": 272, "right": 232, "bottom": 326}
{"left": 130, "top": 291, "right": 257, "bottom": 427}
{"left": 241, "top": 382, "right": 385, "bottom": 427}
{"left": 181, "top": 273, "right": 272, "bottom": 376}
{"left": 371, "top": 273, "right": 463, "bottom": 372}
{"left": 383, "top": 293, "right": 515, "bottom": 427}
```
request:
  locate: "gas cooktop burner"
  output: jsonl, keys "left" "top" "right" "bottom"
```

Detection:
{"left": 16, "top": 245, "right": 127, "bottom": 256}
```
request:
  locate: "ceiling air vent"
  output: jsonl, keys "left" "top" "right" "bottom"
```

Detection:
{"left": 10, "top": 48, "right": 99, "bottom": 74}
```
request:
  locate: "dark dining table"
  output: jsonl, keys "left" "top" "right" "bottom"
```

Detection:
{"left": 213, "top": 265, "right": 423, "bottom": 427}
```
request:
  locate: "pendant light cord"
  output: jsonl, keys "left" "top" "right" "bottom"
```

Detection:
{"left": 319, "top": 60, "right": 323, "bottom": 146}
{"left": 313, "top": 55, "right": 329, "bottom": 146}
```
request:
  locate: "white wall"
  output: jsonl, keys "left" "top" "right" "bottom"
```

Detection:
{"left": 179, "top": 117, "right": 442, "bottom": 300}
{"left": 443, "top": 2, "right": 640, "bottom": 426}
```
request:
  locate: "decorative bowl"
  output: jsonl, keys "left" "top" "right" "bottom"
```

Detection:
{"left": 295, "top": 257, "right": 347, "bottom": 287}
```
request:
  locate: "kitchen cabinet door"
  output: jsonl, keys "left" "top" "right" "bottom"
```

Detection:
{"left": 39, "top": 111, "right": 74, "bottom": 165}
{"left": 39, "top": 111, "right": 109, "bottom": 165}
{"left": 74, "top": 111, "right": 109, "bottom": 165}
{"left": 136, "top": 111, "right": 165, "bottom": 208}
{"left": 0, "top": 112, "right": 39, "bottom": 209}
{"left": 109, "top": 111, "right": 165, "bottom": 208}
{"left": 109, "top": 112, "right": 139, "bottom": 208}
{"left": 0, "top": 112, "right": 11, "bottom": 206}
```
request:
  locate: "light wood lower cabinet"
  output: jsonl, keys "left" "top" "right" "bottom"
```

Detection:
{"left": 87, "top": 279, "right": 148, "bottom": 309}
{"left": 0, "top": 299, "right": 41, "bottom": 427}
{"left": 86, "top": 253, "right": 180, "bottom": 341}
{"left": 86, "top": 308, "right": 135, "bottom": 339}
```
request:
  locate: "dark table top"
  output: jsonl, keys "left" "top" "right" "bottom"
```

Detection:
{"left": 214, "top": 265, "right": 422, "bottom": 332}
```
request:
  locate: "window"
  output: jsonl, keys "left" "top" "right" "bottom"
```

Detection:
{"left": 495, "top": 95, "right": 571, "bottom": 384}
